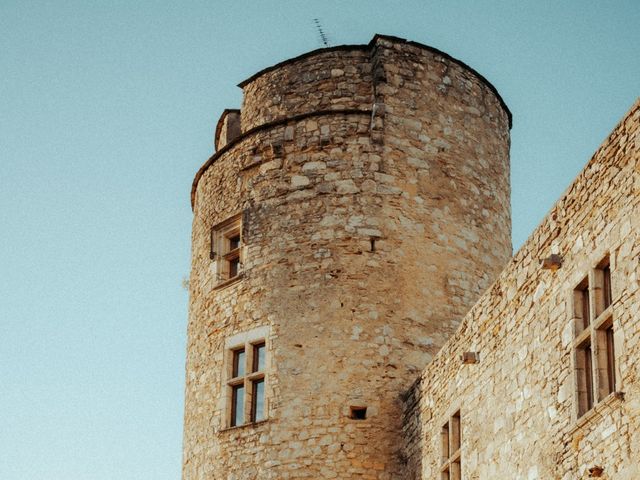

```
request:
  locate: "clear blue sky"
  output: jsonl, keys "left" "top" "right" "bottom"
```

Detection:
{"left": 1, "top": 1, "right": 638, "bottom": 479}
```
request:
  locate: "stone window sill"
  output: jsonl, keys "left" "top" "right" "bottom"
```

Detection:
{"left": 213, "top": 273, "right": 244, "bottom": 291}
{"left": 219, "top": 419, "right": 268, "bottom": 433}
{"left": 570, "top": 391, "right": 624, "bottom": 434}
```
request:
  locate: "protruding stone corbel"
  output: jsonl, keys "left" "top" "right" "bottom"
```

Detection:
{"left": 461, "top": 352, "right": 480, "bottom": 364}
{"left": 541, "top": 254, "right": 563, "bottom": 271}
{"left": 588, "top": 466, "right": 604, "bottom": 477}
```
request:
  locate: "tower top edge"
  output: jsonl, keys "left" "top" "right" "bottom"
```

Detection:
{"left": 237, "top": 34, "right": 512, "bottom": 128}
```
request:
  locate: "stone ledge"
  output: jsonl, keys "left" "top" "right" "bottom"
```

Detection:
{"left": 191, "top": 109, "right": 372, "bottom": 209}
{"left": 219, "top": 419, "right": 269, "bottom": 434}
{"left": 212, "top": 273, "right": 244, "bottom": 291}
{"left": 568, "top": 391, "right": 625, "bottom": 435}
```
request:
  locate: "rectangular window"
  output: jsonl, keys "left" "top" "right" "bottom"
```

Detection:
{"left": 232, "top": 348, "right": 245, "bottom": 378}
{"left": 573, "top": 255, "right": 617, "bottom": 418}
{"left": 576, "top": 340, "right": 594, "bottom": 416}
{"left": 211, "top": 214, "right": 243, "bottom": 285}
{"left": 231, "top": 384, "right": 245, "bottom": 427}
{"left": 573, "top": 277, "right": 590, "bottom": 334}
{"left": 594, "top": 318, "right": 616, "bottom": 401}
{"left": 226, "top": 338, "right": 267, "bottom": 427}
{"left": 441, "top": 411, "right": 461, "bottom": 480}
{"left": 229, "top": 233, "right": 240, "bottom": 251}
{"left": 253, "top": 342, "right": 265, "bottom": 372}
{"left": 603, "top": 262, "right": 612, "bottom": 310}
{"left": 606, "top": 325, "right": 616, "bottom": 393}
{"left": 441, "top": 421, "right": 449, "bottom": 466}
{"left": 251, "top": 379, "right": 265, "bottom": 422}
{"left": 229, "top": 256, "right": 240, "bottom": 279}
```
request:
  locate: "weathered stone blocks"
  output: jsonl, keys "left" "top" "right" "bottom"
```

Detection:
{"left": 403, "top": 100, "right": 640, "bottom": 479}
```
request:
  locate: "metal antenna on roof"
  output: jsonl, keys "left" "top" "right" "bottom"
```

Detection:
{"left": 313, "top": 18, "right": 330, "bottom": 47}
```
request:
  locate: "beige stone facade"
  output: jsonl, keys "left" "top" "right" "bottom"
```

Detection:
{"left": 182, "top": 34, "right": 639, "bottom": 479}
{"left": 402, "top": 100, "right": 640, "bottom": 479}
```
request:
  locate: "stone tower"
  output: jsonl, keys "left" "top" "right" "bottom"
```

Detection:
{"left": 183, "top": 35, "right": 512, "bottom": 479}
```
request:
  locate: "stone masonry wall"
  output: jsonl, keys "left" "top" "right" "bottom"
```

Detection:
{"left": 405, "top": 100, "right": 640, "bottom": 479}
{"left": 239, "top": 49, "right": 373, "bottom": 132}
{"left": 372, "top": 37, "right": 512, "bottom": 330}
{"left": 184, "top": 35, "right": 512, "bottom": 479}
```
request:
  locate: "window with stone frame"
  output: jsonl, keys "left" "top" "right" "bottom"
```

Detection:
{"left": 210, "top": 213, "right": 243, "bottom": 285}
{"left": 440, "top": 410, "right": 461, "bottom": 480}
{"left": 226, "top": 340, "right": 266, "bottom": 427}
{"left": 572, "top": 255, "right": 617, "bottom": 418}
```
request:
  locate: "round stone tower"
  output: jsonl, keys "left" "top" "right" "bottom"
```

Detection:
{"left": 183, "top": 35, "right": 512, "bottom": 479}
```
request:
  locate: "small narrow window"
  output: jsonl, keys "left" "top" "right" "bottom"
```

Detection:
{"left": 576, "top": 340, "right": 594, "bottom": 416}
{"left": 251, "top": 379, "right": 265, "bottom": 422}
{"left": 581, "top": 286, "right": 590, "bottom": 328}
{"left": 450, "top": 411, "right": 461, "bottom": 453}
{"left": 573, "top": 277, "right": 591, "bottom": 335}
{"left": 585, "top": 346, "right": 594, "bottom": 409}
{"left": 606, "top": 325, "right": 616, "bottom": 393}
{"left": 595, "top": 318, "right": 617, "bottom": 401}
{"left": 441, "top": 421, "right": 449, "bottom": 466}
{"left": 594, "top": 257, "right": 612, "bottom": 317}
{"left": 211, "top": 214, "right": 243, "bottom": 285}
{"left": 601, "top": 259, "right": 612, "bottom": 310}
{"left": 441, "top": 411, "right": 461, "bottom": 480}
{"left": 232, "top": 348, "right": 245, "bottom": 378}
{"left": 252, "top": 343, "right": 266, "bottom": 373}
{"left": 231, "top": 384, "right": 245, "bottom": 427}
{"left": 350, "top": 406, "right": 367, "bottom": 420}
{"left": 223, "top": 231, "right": 241, "bottom": 280}
{"left": 229, "top": 256, "right": 240, "bottom": 278}
{"left": 579, "top": 279, "right": 590, "bottom": 331}
{"left": 229, "top": 234, "right": 240, "bottom": 251}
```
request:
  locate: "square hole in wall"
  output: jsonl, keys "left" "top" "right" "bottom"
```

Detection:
{"left": 350, "top": 406, "right": 367, "bottom": 420}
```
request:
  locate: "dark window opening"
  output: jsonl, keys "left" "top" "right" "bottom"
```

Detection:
{"left": 211, "top": 214, "right": 243, "bottom": 285}
{"left": 350, "top": 406, "right": 367, "bottom": 420}
{"left": 603, "top": 261, "right": 612, "bottom": 310}
{"left": 229, "top": 234, "right": 240, "bottom": 251}
{"left": 606, "top": 325, "right": 616, "bottom": 394}
{"left": 574, "top": 277, "right": 590, "bottom": 332}
{"left": 585, "top": 345, "right": 594, "bottom": 412}
{"left": 581, "top": 284, "right": 590, "bottom": 330}
{"left": 229, "top": 257, "right": 240, "bottom": 278}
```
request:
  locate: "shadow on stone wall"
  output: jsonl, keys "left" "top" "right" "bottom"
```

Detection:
{"left": 401, "top": 376, "right": 423, "bottom": 479}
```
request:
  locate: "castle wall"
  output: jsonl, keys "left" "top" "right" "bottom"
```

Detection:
{"left": 239, "top": 48, "right": 373, "bottom": 132}
{"left": 184, "top": 35, "right": 512, "bottom": 479}
{"left": 404, "top": 100, "right": 640, "bottom": 479}
{"left": 371, "top": 37, "right": 512, "bottom": 333}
